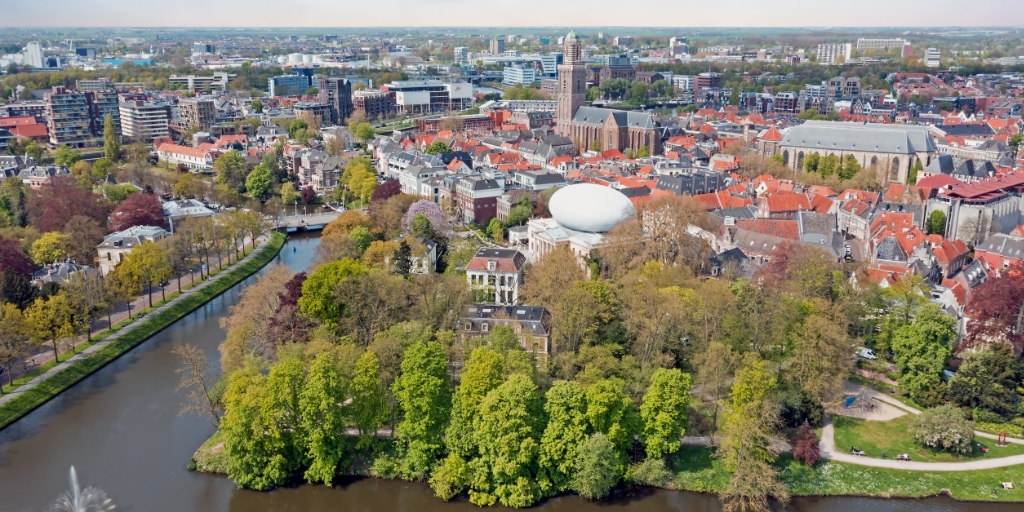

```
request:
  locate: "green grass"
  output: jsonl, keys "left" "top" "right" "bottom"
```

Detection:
{"left": 191, "top": 430, "right": 229, "bottom": 474}
{"left": 0, "top": 232, "right": 286, "bottom": 431}
{"left": 833, "top": 415, "right": 1024, "bottom": 462}
{"left": 670, "top": 445, "right": 1024, "bottom": 502}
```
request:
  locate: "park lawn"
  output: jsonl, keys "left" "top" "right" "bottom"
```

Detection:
{"left": 833, "top": 415, "right": 1024, "bottom": 462}
{"left": 669, "top": 445, "right": 1024, "bottom": 502}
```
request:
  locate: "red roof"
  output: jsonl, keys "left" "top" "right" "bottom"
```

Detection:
{"left": 763, "top": 192, "right": 810, "bottom": 213}
{"left": 736, "top": 219, "right": 800, "bottom": 240}
{"left": 760, "top": 126, "right": 783, "bottom": 142}
{"left": 8, "top": 124, "right": 48, "bottom": 138}
{"left": 156, "top": 143, "right": 215, "bottom": 159}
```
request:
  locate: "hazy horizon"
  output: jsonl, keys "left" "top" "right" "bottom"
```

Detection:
{"left": 5, "top": 0, "right": 1024, "bottom": 29}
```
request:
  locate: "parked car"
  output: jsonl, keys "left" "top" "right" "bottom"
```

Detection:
{"left": 856, "top": 347, "right": 877, "bottom": 360}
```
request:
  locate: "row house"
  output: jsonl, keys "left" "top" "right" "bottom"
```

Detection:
{"left": 455, "top": 176, "right": 503, "bottom": 225}
{"left": 311, "top": 156, "right": 345, "bottom": 195}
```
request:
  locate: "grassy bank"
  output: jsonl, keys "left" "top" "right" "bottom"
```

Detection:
{"left": 833, "top": 415, "right": 1024, "bottom": 462}
{"left": 0, "top": 232, "right": 286, "bottom": 431}
{"left": 671, "top": 445, "right": 1024, "bottom": 502}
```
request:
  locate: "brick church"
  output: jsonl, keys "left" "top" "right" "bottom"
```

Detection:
{"left": 555, "top": 30, "right": 661, "bottom": 156}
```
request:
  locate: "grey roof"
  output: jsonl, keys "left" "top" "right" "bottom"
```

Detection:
{"left": 461, "top": 304, "right": 550, "bottom": 337}
{"left": 780, "top": 121, "right": 937, "bottom": 154}
{"left": 977, "top": 233, "right": 1024, "bottom": 260}
{"left": 872, "top": 202, "right": 925, "bottom": 227}
{"left": 875, "top": 236, "right": 907, "bottom": 262}
{"left": 32, "top": 262, "right": 98, "bottom": 286}
{"left": 570, "top": 106, "right": 655, "bottom": 130}
{"left": 925, "top": 154, "right": 956, "bottom": 175}
{"left": 712, "top": 205, "right": 758, "bottom": 220}
{"left": 935, "top": 124, "right": 995, "bottom": 137}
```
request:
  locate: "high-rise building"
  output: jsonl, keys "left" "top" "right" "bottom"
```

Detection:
{"left": 178, "top": 98, "right": 216, "bottom": 131}
{"left": 191, "top": 43, "right": 214, "bottom": 55}
{"left": 353, "top": 89, "right": 396, "bottom": 121}
{"left": 556, "top": 30, "right": 587, "bottom": 135}
{"left": 502, "top": 65, "right": 536, "bottom": 86}
{"left": 856, "top": 38, "right": 910, "bottom": 51}
{"left": 268, "top": 74, "right": 311, "bottom": 96}
{"left": 44, "top": 87, "right": 93, "bottom": 146}
{"left": 454, "top": 47, "right": 468, "bottom": 64}
{"left": 489, "top": 38, "right": 505, "bottom": 55}
{"left": 925, "top": 48, "right": 942, "bottom": 68}
{"left": 694, "top": 72, "right": 721, "bottom": 103}
{"left": 25, "top": 41, "right": 44, "bottom": 68}
{"left": 89, "top": 91, "right": 120, "bottom": 138}
{"left": 316, "top": 77, "right": 353, "bottom": 125}
{"left": 816, "top": 43, "right": 852, "bottom": 64}
{"left": 119, "top": 100, "right": 171, "bottom": 141}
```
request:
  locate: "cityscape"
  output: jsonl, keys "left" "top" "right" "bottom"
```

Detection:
{"left": 1, "top": 13, "right": 1024, "bottom": 512}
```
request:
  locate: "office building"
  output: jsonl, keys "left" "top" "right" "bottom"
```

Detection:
{"left": 502, "top": 65, "right": 536, "bottom": 86}
{"left": 353, "top": 89, "right": 396, "bottom": 120}
{"left": 816, "top": 43, "right": 852, "bottom": 64}
{"left": 540, "top": 53, "right": 563, "bottom": 75}
{"left": 268, "top": 74, "right": 311, "bottom": 96}
{"left": 454, "top": 47, "right": 468, "bottom": 64}
{"left": 191, "top": 43, "right": 214, "bottom": 55}
{"left": 489, "top": 38, "right": 505, "bottom": 55}
{"left": 24, "top": 41, "right": 44, "bottom": 68}
{"left": 119, "top": 100, "right": 171, "bottom": 141}
{"left": 178, "top": 98, "right": 216, "bottom": 131}
{"left": 75, "top": 47, "right": 96, "bottom": 59}
{"left": 316, "top": 77, "right": 353, "bottom": 125}
{"left": 167, "top": 73, "right": 233, "bottom": 92}
{"left": 380, "top": 80, "right": 474, "bottom": 115}
{"left": 613, "top": 36, "right": 633, "bottom": 46}
{"left": 694, "top": 72, "right": 721, "bottom": 102}
{"left": 925, "top": 48, "right": 942, "bottom": 68}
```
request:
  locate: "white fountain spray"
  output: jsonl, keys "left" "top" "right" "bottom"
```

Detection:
{"left": 48, "top": 466, "right": 116, "bottom": 512}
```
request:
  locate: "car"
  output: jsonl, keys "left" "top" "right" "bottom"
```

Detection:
{"left": 856, "top": 347, "right": 877, "bottom": 360}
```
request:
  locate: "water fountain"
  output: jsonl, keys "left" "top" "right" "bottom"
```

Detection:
{"left": 47, "top": 466, "right": 116, "bottom": 512}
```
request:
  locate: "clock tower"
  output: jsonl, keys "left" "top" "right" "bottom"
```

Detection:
{"left": 556, "top": 30, "right": 587, "bottom": 136}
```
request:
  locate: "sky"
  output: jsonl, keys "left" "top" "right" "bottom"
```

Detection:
{"left": 4, "top": 0, "right": 1024, "bottom": 27}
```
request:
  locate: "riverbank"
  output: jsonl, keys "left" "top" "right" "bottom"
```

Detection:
{"left": 0, "top": 232, "right": 286, "bottom": 431}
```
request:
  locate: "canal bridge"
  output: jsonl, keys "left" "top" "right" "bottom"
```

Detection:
{"left": 274, "top": 211, "right": 340, "bottom": 232}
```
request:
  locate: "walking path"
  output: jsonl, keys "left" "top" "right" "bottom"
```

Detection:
{"left": 0, "top": 235, "right": 269, "bottom": 408}
{"left": 817, "top": 381, "right": 1024, "bottom": 471}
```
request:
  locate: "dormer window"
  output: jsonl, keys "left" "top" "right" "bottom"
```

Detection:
{"left": 487, "top": 260, "right": 497, "bottom": 271}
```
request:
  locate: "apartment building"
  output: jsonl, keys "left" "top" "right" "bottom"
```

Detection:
{"left": 353, "top": 89, "right": 396, "bottom": 120}
{"left": 118, "top": 100, "right": 171, "bottom": 141}
{"left": 44, "top": 87, "right": 93, "bottom": 146}
{"left": 268, "top": 74, "right": 310, "bottom": 97}
{"left": 925, "top": 48, "right": 942, "bottom": 68}
{"left": 489, "top": 38, "right": 505, "bottom": 55}
{"left": 502, "top": 65, "right": 536, "bottom": 86}
{"left": 178, "top": 98, "right": 216, "bottom": 131}
{"left": 816, "top": 43, "right": 852, "bottom": 64}
{"left": 316, "top": 77, "right": 353, "bottom": 125}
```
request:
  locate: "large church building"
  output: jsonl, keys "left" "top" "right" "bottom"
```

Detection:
{"left": 555, "top": 31, "right": 661, "bottom": 156}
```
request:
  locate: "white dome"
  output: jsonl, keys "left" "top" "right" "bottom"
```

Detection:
{"left": 549, "top": 183, "right": 636, "bottom": 233}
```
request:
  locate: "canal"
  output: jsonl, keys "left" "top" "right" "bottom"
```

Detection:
{"left": 0, "top": 233, "right": 1015, "bottom": 512}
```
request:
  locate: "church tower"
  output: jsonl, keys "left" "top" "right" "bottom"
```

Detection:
{"left": 556, "top": 30, "right": 587, "bottom": 136}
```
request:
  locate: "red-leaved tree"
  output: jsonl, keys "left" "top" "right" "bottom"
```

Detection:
{"left": 790, "top": 422, "right": 820, "bottom": 467}
{"left": 27, "top": 177, "right": 112, "bottom": 232}
{"left": 0, "top": 236, "right": 34, "bottom": 276}
{"left": 965, "top": 263, "right": 1024, "bottom": 349}
{"left": 371, "top": 179, "right": 401, "bottom": 204}
{"left": 109, "top": 193, "right": 166, "bottom": 232}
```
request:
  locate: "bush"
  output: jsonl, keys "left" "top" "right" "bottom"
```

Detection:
{"left": 781, "top": 391, "right": 824, "bottom": 428}
{"left": 911, "top": 381, "right": 947, "bottom": 408}
{"left": 571, "top": 433, "right": 621, "bottom": 500}
{"left": 908, "top": 404, "right": 974, "bottom": 454}
{"left": 972, "top": 408, "right": 1005, "bottom": 424}
{"left": 626, "top": 458, "right": 671, "bottom": 488}
{"left": 790, "top": 422, "right": 820, "bottom": 467}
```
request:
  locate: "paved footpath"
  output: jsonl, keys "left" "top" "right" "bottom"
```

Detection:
{"left": 0, "top": 235, "right": 269, "bottom": 409}
{"left": 818, "top": 381, "right": 1024, "bottom": 471}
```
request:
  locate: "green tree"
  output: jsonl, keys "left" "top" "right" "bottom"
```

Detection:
{"left": 280, "top": 182, "right": 299, "bottom": 207}
{"left": 348, "top": 225, "right": 373, "bottom": 254}
{"left": 447, "top": 346, "right": 507, "bottom": 458}
{"left": 570, "top": 433, "right": 620, "bottom": 500}
{"left": 589, "top": 139, "right": 602, "bottom": 152}
{"left": 927, "top": 210, "right": 947, "bottom": 236}
{"left": 538, "top": 380, "right": 590, "bottom": 494}
{"left": 25, "top": 293, "right": 75, "bottom": 362}
{"left": 891, "top": 303, "right": 955, "bottom": 397}
{"left": 91, "top": 157, "right": 113, "bottom": 180}
{"left": 798, "top": 108, "right": 823, "bottom": 121}
{"left": 469, "top": 373, "right": 545, "bottom": 507}
{"left": 297, "top": 258, "right": 368, "bottom": 328}
{"left": 392, "top": 341, "right": 451, "bottom": 479}
{"left": 637, "top": 145, "right": 650, "bottom": 158}
{"left": 245, "top": 163, "right": 273, "bottom": 201}
{"left": 24, "top": 140, "right": 43, "bottom": 161}
{"left": 908, "top": 404, "right": 974, "bottom": 454}
{"left": 30, "top": 231, "right": 69, "bottom": 265}
{"left": 350, "top": 350, "right": 386, "bottom": 440}
{"left": 0, "top": 302, "right": 30, "bottom": 390}
{"left": 585, "top": 377, "right": 639, "bottom": 455}
{"left": 947, "top": 342, "right": 1019, "bottom": 417}
{"left": 839, "top": 155, "right": 861, "bottom": 180}
{"left": 487, "top": 217, "right": 504, "bottom": 243}
{"left": 299, "top": 352, "right": 349, "bottom": 485}
{"left": 250, "top": 99, "right": 264, "bottom": 113}
{"left": 121, "top": 240, "right": 172, "bottom": 308}
{"left": 629, "top": 82, "right": 649, "bottom": 105}
{"left": 353, "top": 122, "right": 376, "bottom": 144}
{"left": 425, "top": 141, "right": 452, "bottom": 155}
{"left": 802, "top": 152, "right": 820, "bottom": 172}
{"left": 103, "top": 114, "right": 121, "bottom": 162}
{"left": 640, "top": 368, "right": 691, "bottom": 459}
{"left": 908, "top": 161, "right": 924, "bottom": 184}
{"left": 214, "top": 150, "right": 248, "bottom": 190}
{"left": 53, "top": 145, "right": 83, "bottom": 167}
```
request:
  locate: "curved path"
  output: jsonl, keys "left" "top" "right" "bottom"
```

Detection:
{"left": 819, "top": 381, "right": 1024, "bottom": 471}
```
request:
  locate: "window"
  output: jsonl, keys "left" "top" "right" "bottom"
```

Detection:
{"left": 106, "top": 252, "right": 111, "bottom": 261}
{"left": 482, "top": 322, "right": 489, "bottom": 332}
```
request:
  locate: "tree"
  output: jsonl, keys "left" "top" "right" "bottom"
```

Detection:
{"left": 280, "top": 182, "right": 299, "bottom": 208}
{"left": 908, "top": 404, "right": 974, "bottom": 454}
{"left": 371, "top": 180, "right": 401, "bottom": 205}
{"left": 70, "top": 161, "right": 93, "bottom": 189}
{"left": 637, "top": 145, "right": 650, "bottom": 158}
{"left": 109, "top": 193, "right": 166, "bottom": 232}
{"left": 172, "top": 343, "right": 221, "bottom": 427}
{"left": 173, "top": 172, "right": 206, "bottom": 199}
{"left": 300, "top": 352, "right": 349, "bottom": 486}
{"left": 947, "top": 342, "right": 1019, "bottom": 418}
{"left": 891, "top": 304, "right": 955, "bottom": 397}
{"left": 393, "top": 239, "right": 412, "bottom": 277}
{"left": 521, "top": 245, "right": 586, "bottom": 312}
{"left": 102, "top": 183, "right": 137, "bottom": 203}
{"left": 787, "top": 313, "right": 852, "bottom": 406}
{"left": 27, "top": 177, "right": 111, "bottom": 233}
{"left": 640, "top": 368, "right": 691, "bottom": 459}
{"left": 487, "top": 217, "right": 503, "bottom": 243}
{"left": 392, "top": 341, "right": 451, "bottom": 479}
{"left": 1, "top": 268, "right": 37, "bottom": 309}
{"left": 469, "top": 373, "right": 545, "bottom": 507}
{"left": 402, "top": 200, "right": 446, "bottom": 234}
{"left": 245, "top": 163, "right": 273, "bottom": 202}
{"left": 570, "top": 433, "right": 620, "bottom": 500}
{"left": 103, "top": 114, "right": 121, "bottom": 162}
{"left": 790, "top": 422, "right": 820, "bottom": 466}
{"left": 250, "top": 99, "right": 264, "bottom": 113}
{"left": 30, "top": 231, "right": 69, "bottom": 265}
{"left": 25, "top": 292, "right": 75, "bottom": 362}
{"left": 90, "top": 158, "right": 113, "bottom": 180}
{"left": 54, "top": 145, "right": 83, "bottom": 167}
{"left": 214, "top": 150, "right": 248, "bottom": 191}
{"left": 589, "top": 139, "right": 602, "bottom": 152}
{"left": 350, "top": 350, "right": 386, "bottom": 440}
{"left": 908, "top": 161, "right": 923, "bottom": 185}
{"left": 297, "top": 258, "right": 368, "bottom": 328}
{"left": 446, "top": 347, "right": 508, "bottom": 458}
{"left": 353, "top": 122, "right": 375, "bottom": 144}
{"left": 221, "top": 363, "right": 293, "bottom": 491}
{"left": 839, "top": 155, "right": 861, "bottom": 180}
{"left": 585, "top": 377, "right": 639, "bottom": 455}
{"left": 928, "top": 210, "right": 947, "bottom": 236}
{"left": 425, "top": 141, "right": 452, "bottom": 155}
{"left": 122, "top": 240, "right": 172, "bottom": 308}
{"left": 0, "top": 302, "right": 29, "bottom": 391}
{"left": 538, "top": 380, "right": 590, "bottom": 493}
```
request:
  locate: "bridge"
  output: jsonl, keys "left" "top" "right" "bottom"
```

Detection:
{"left": 275, "top": 211, "right": 340, "bottom": 232}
